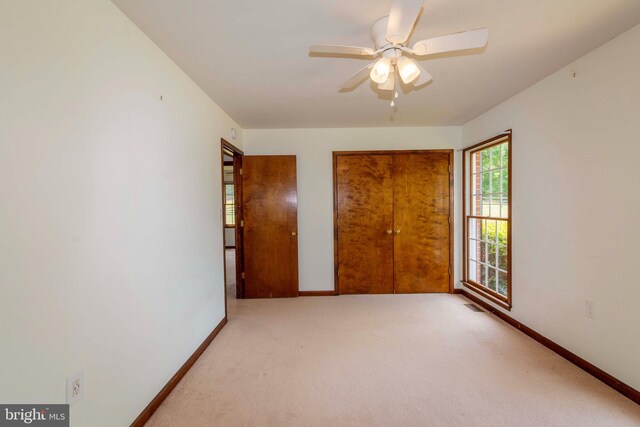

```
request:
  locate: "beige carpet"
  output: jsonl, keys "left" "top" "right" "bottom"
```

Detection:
{"left": 146, "top": 294, "right": 640, "bottom": 426}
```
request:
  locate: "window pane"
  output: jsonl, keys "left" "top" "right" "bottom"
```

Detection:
{"left": 501, "top": 194, "right": 509, "bottom": 218}
{"left": 491, "top": 145, "right": 501, "bottom": 169}
{"left": 498, "top": 271, "right": 508, "bottom": 296}
{"left": 487, "top": 243, "right": 497, "bottom": 267}
{"left": 481, "top": 194, "right": 490, "bottom": 216}
{"left": 498, "top": 244, "right": 508, "bottom": 271}
{"left": 468, "top": 260, "right": 479, "bottom": 282}
{"left": 468, "top": 218, "right": 479, "bottom": 240}
{"left": 223, "top": 166, "right": 234, "bottom": 183}
{"left": 481, "top": 150, "right": 490, "bottom": 171}
{"left": 225, "top": 205, "right": 235, "bottom": 225}
{"left": 501, "top": 143, "right": 509, "bottom": 167}
{"left": 473, "top": 220, "right": 508, "bottom": 278}
{"left": 480, "top": 220, "right": 489, "bottom": 242}
{"left": 472, "top": 192, "right": 482, "bottom": 215}
{"left": 491, "top": 170, "right": 501, "bottom": 196}
{"left": 490, "top": 220, "right": 496, "bottom": 242}
{"left": 472, "top": 152, "right": 481, "bottom": 174}
{"left": 487, "top": 267, "right": 497, "bottom": 291}
{"left": 468, "top": 239, "right": 480, "bottom": 262}
{"left": 496, "top": 220, "right": 508, "bottom": 246}
{"left": 502, "top": 167, "right": 509, "bottom": 196}
{"left": 490, "top": 195, "right": 502, "bottom": 218}
{"left": 225, "top": 184, "right": 234, "bottom": 202}
{"left": 481, "top": 172, "right": 490, "bottom": 195}
{"left": 480, "top": 264, "right": 487, "bottom": 285}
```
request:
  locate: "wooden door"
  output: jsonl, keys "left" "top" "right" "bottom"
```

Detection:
{"left": 221, "top": 140, "right": 245, "bottom": 301}
{"left": 231, "top": 152, "right": 244, "bottom": 299}
{"left": 336, "top": 155, "right": 394, "bottom": 294}
{"left": 242, "top": 155, "right": 298, "bottom": 298}
{"left": 393, "top": 152, "right": 451, "bottom": 293}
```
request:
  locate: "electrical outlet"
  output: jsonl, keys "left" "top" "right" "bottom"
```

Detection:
{"left": 67, "top": 369, "right": 85, "bottom": 405}
{"left": 585, "top": 300, "right": 595, "bottom": 319}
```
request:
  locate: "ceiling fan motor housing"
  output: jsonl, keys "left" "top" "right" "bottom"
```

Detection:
{"left": 371, "top": 16, "right": 402, "bottom": 62}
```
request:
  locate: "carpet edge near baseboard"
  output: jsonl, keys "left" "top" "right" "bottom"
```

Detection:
{"left": 458, "top": 289, "right": 640, "bottom": 406}
{"left": 130, "top": 317, "right": 228, "bottom": 426}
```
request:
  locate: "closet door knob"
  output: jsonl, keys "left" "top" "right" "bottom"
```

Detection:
{"left": 395, "top": 229, "right": 401, "bottom": 234}
{"left": 291, "top": 231, "right": 297, "bottom": 236}
{"left": 386, "top": 229, "right": 393, "bottom": 235}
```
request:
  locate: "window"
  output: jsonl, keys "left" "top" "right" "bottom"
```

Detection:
{"left": 463, "top": 131, "right": 512, "bottom": 309}
{"left": 224, "top": 184, "right": 235, "bottom": 226}
{"left": 224, "top": 163, "right": 236, "bottom": 227}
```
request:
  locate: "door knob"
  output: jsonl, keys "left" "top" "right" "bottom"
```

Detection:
{"left": 386, "top": 229, "right": 393, "bottom": 235}
{"left": 291, "top": 231, "right": 297, "bottom": 236}
{"left": 395, "top": 229, "right": 401, "bottom": 234}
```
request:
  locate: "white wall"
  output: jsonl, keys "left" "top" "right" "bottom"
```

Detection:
{"left": 462, "top": 24, "right": 640, "bottom": 390}
{"left": 0, "top": 1, "right": 242, "bottom": 425}
{"left": 243, "top": 127, "right": 462, "bottom": 292}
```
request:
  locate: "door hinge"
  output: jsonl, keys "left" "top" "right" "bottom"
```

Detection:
{"left": 241, "top": 272, "right": 245, "bottom": 279}
{"left": 240, "top": 220, "right": 244, "bottom": 227}
{"left": 448, "top": 216, "right": 451, "bottom": 224}
{"left": 239, "top": 168, "right": 243, "bottom": 176}
{"left": 449, "top": 267, "right": 452, "bottom": 276}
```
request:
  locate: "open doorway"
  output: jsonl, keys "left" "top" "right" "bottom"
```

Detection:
{"left": 221, "top": 139, "right": 244, "bottom": 307}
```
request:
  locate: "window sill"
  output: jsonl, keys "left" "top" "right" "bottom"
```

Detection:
{"left": 462, "top": 281, "right": 511, "bottom": 311}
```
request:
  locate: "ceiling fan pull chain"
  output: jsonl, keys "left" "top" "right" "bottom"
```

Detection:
{"left": 394, "top": 65, "right": 399, "bottom": 99}
{"left": 391, "top": 64, "right": 399, "bottom": 107}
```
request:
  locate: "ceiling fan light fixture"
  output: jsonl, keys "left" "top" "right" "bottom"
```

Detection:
{"left": 370, "top": 58, "right": 391, "bottom": 84}
{"left": 397, "top": 57, "right": 421, "bottom": 84}
{"left": 310, "top": 1, "right": 489, "bottom": 104}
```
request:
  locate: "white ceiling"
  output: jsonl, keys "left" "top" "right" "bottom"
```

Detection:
{"left": 112, "top": 0, "right": 640, "bottom": 129}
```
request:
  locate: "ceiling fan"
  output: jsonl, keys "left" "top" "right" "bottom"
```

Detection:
{"left": 309, "top": 0, "right": 488, "bottom": 106}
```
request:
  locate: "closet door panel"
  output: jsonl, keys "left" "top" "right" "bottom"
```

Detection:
{"left": 336, "top": 155, "right": 394, "bottom": 294}
{"left": 393, "top": 153, "right": 451, "bottom": 293}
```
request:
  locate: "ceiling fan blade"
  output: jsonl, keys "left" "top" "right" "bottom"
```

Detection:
{"left": 386, "top": 0, "right": 425, "bottom": 44}
{"left": 309, "top": 44, "right": 375, "bottom": 56}
{"left": 412, "top": 28, "right": 488, "bottom": 56}
{"left": 339, "top": 63, "right": 375, "bottom": 89}
{"left": 378, "top": 69, "right": 395, "bottom": 90}
{"left": 412, "top": 63, "right": 433, "bottom": 87}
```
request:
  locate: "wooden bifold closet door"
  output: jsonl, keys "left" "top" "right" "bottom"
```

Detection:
{"left": 335, "top": 151, "right": 452, "bottom": 294}
{"left": 336, "top": 155, "right": 395, "bottom": 294}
